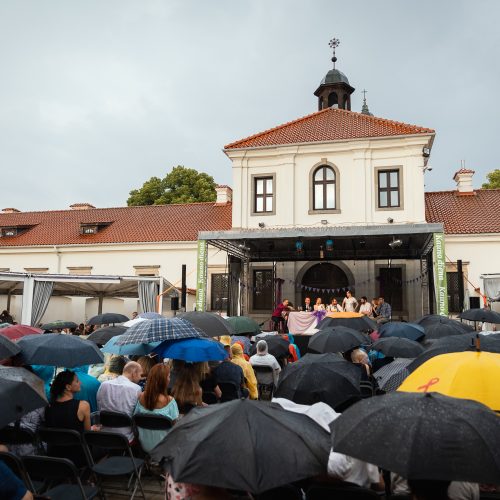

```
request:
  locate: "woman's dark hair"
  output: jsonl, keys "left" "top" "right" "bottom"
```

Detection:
{"left": 49, "top": 370, "right": 76, "bottom": 402}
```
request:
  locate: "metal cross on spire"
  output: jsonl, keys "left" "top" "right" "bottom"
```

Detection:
{"left": 329, "top": 37, "right": 340, "bottom": 69}
{"left": 362, "top": 89, "right": 368, "bottom": 101}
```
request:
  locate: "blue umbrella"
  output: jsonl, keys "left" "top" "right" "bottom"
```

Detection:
{"left": 102, "top": 335, "right": 160, "bottom": 356}
{"left": 379, "top": 322, "right": 425, "bottom": 342}
{"left": 154, "top": 338, "right": 228, "bottom": 362}
{"left": 139, "top": 312, "right": 163, "bottom": 319}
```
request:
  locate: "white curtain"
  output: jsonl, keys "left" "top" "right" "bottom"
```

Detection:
{"left": 483, "top": 277, "right": 500, "bottom": 301}
{"left": 31, "top": 281, "right": 54, "bottom": 326}
{"left": 138, "top": 281, "right": 159, "bottom": 312}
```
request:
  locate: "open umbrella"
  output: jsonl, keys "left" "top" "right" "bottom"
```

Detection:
{"left": 41, "top": 320, "right": 78, "bottom": 331}
{"left": 416, "top": 314, "right": 473, "bottom": 331}
{"left": 87, "top": 325, "right": 127, "bottom": 346}
{"left": 308, "top": 327, "right": 370, "bottom": 353}
{"left": 249, "top": 335, "right": 290, "bottom": 358}
{"left": 331, "top": 392, "right": 500, "bottom": 483}
{"left": 379, "top": 322, "right": 425, "bottom": 342}
{"left": 317, "top": 315, "right": 376, "bottom": 332}
{"left": 408, "top": 333, "right": 500, "bottom": 373}
{"left": 275, "top": 353, "right": 361, "bottom": 410}
{"left": 459, "top": 308, "right": 500, "bottom": 324}
{"left": 371, "top": 337, "right": 424, "bottom": 358}
{"left": 0, "top": 367, "right": 48, "bottom": 428}
{"left": 154, "top": 338, "right": 228, "bottom": 362}
{"left": 0, "top": 322, "right": 12, "bottom": 329}
{"left": 116, "top": 317, "right": 205, "bottom": 346}
{"left": 398, "top": 351, "right": 500, "bottom": 411}
{"left": 87, "top": 313, "right": 129, "bottom": 325}
{"left": 123, "top": 317, "right": 148, "bottom": 327}
{"left": 373, "top": 358, "right": 413, "bottom": 392}
{"left": 0, "top": 324, "right": 43, "bottom": 341}
{"left": 151, "top": 399, "right": 331, "bottom": 493}
{"left": 416, "top": 315, "right": 473, "bottom": 340}
{"left": 178, "top": 311, "right": 235, "bottom": 337}
{"left": 18, "top": 334, "right": 104, "bottom": 367}
{"left": 101, "top": 335, "right": 160, "bottom": 356}
{"left": 0, "top": 335, "right": 21, "bottom": 360}
{"left": 138, "top": 312, "right": 163, "bottom": 319}
{"left": 226, "top": 316, "right": 261, "bottom": 335}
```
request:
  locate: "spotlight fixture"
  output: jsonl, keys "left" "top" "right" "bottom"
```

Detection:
{"left": 325, "top": 239, "right": 333, "bottom": 252}
{"left": 387, "top": 217, "right": 394, "bottom": 224}
{"left": 388, "top": 237, "right": 403, "bottom": 249}
{"left": 321, "top": 219, "right": 328, "bottom": 225}
{"left": 258, "top": 222, "right": 265, "bottom": 228}
{"left": 295, "top": 239, "right": 304, "bottom": 254}
{"left": 319, "top": 245, "right": 325, "bottom": 259}
{"left": 422, "top": 147, "right": 430, "bottom": 157}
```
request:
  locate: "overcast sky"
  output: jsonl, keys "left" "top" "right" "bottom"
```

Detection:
{"left": 1, "top": 0, "right": 498, "bottom": 211}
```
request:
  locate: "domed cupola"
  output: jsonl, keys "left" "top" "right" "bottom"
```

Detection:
{"left": 314, "top": 38, "right": 355, "bottom": 111}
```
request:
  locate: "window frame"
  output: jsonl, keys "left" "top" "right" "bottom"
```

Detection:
{"left": 309, "top": 161, "right": 341, "bottom": 214}
{"left": 375, "top": 167, "right": 404, "bottom": 211}
{"left": 210, "top": 272, "right": 229, "bottom": 313}
{"left": 251, "top": 268, "right": 273, "bottom": 312}
{"left": 251, "top": 174, "right": 276, "bottom": 216}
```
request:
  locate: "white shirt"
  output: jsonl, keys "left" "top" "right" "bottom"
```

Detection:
{"left": 359, "top": 302, "right": 372, "bottom": 315}
{"left": 97, "top": 375, "right": 141, "bottom": 441}
{"left": 250, "top": 353, "right": 281, "bottom": 385}
{"left": 328, "top": 452, "right": 380, "bottom": 488}
{"left": 343, "top": 296, "right": 358, "bottom": 312}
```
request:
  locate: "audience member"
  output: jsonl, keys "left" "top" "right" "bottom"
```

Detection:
{"left": 0, "top": 457, "right": 33, "bottom": 500}
{"left": 73, "top": 365, "right": 101, "bottom": 413}
{"left": 0, "top": 309, "right": 14, "bottom": 324}
{"left": 231, "top": 343, "right": 258, "bottom": 399}
{"left": 213, "top": 345, "right": 247, "bottom": 400}
{"left": 197, "top": 362, "right": 222, "bottom": 400}
{"left": 249, "top": 340, "right": 281, "bottom": 387}
{"left": 98, "top": 355, "right": 127, "bottom": 382}
{"left": 172, "top": 364, "right": 204, "bottom": 415}
{"left": 136, "top": 355, "right": 157, "bottom": 390}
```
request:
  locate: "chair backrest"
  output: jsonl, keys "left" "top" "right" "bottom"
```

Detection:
{"left": 202, "top": 391, "right": 218, "bottom": 405}
{"left": 218, "top": 382, "right": 240, "bottom": 403}
{"left": 253, "top": 365, "right": 275, "bottom": 385}
{"left": 37, "top": 427, "right": 93, "bottom": 467}
{"left": 0, "top": 426, "right": 36, "bottom": 446}
{"left": 23, "top": 455, "right": 88, "bottom": 498}
{"left": 99, "top": 410, "right": 133, "bottom": 428}
{"left": 0, "top": 451, "right": 35, "bottom": 492}
{"left": 83, "top": 429, "right": 131, "bottom": 453}
{"left": 132, "top": 414, "right": 173, "bottom": 431}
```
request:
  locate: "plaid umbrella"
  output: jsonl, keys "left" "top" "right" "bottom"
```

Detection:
{"left": 139, "top": 312, "right": 163, "bottom": 319}
{"left": 115, "top": 317, "right": 205, "bottom": 346}
{"left": 374, "top": 358, "right": 413, "bottom": 392}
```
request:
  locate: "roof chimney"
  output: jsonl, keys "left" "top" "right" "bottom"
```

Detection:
{"left": 70, "top": 203, "right": 96, "bottom": 210}
{"left": 2, "top": 208, "right": 21, "bottom": 213}
{"left": 215, "top": 185, "right": 233, "bottom": 205}
{"left": 453, "top": 168, "right": 475, "bottom": 195}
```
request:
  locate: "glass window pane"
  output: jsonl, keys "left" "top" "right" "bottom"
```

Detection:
{"left": 314, "top": 185, "right": 324, "bottom": 209}
{"left": 390, "top": 190, "right": 399, "bottom": 207}
{"left": 314, "top": 168, "right": 323, "bottom": 181}
{"left": 266, "top": 195, "right": 273, "bottom": 212}
{"left": 266, "top": 178, "right": 273, "bottom": 194}
{"left": 256, "top": 197, "right": 263, "bottom": 212}
{"left": 379, "top": 172, "right": 387, "bottom": 188}
{"left": 390, "top": 171, "right": 398, "bottom": 187}
{"left": 379, "top": 191, "right": 388, "bottom": 207}
{"left": 326, "top": 184, "right": 335, "bottom": 209}
{"left": 256, "top": 179, "right": 263, "bottom": 194}
{"left": 325, "top": 167, "right": 335, "bottom": 180}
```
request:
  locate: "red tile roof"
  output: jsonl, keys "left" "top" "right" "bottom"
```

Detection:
{"left": 425, "top": 189, "right": 500, "bottom": 234}
{"left": 225, "top": 107, "right": 434, "bottom": 150}
{"left": 0, "top": 203, "right": 232, "bottom": 246}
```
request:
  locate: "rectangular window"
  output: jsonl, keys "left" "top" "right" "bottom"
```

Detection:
{"left": 447, "top": 272, "right": 461, "bottom": 313}
{"left": 378, "top": 169, "right": 400, "bottom": 208}
{"left": 253, "top": 269, "right": 273, "bottom": 310}
{"left": 210, "top": 273, "right": 229, "bottom": 312}
{"left": 254, "top": 177, "right": 274, "bottom": 213}
{"left": 379, "top": 267, "right": 403, "bottom": 311}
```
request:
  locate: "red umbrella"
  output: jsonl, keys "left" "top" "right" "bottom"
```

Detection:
{"left": 0, "top": 324, "right": 43, "bottom": 341}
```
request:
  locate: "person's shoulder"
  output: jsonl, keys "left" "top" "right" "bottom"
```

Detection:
{"left": 78, "top": 399, "right": 90, "bottom": 411}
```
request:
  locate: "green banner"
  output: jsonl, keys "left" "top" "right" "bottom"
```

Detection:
{"left": 433, "top": 232, "right": 448, "bottom": 316}
{"left": 195, "top": 240, "right": 208, "bottom": 312}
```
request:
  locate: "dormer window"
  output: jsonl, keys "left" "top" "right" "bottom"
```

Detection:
{"left": 1, "top": 227, "right": 18, "bottom": 237}
{"left": 79, "top": 222, "right": 111, "bottom": 235}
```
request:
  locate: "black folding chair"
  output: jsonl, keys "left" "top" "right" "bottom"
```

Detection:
{"left": 99, "top": 410, "right": 133, "bottom": 428}
{"left": 132, "top": 414, "right": 173, "bottom": 432}
{"left": 22, "top": 455, "right": 99, "bottom": 500}
{"left": 253, "top": 365, "right": 275, "bottom": 400}
{"left": 218, "top": 381, "right": 240, "bottom": 403}
{"left": 83, "top": 430, "right": 146, "bottom": 500}
{"left": 0, "top": 451, "right": 38, "bottom": 493}
{"left": 0, "top": 425, "right": 37, "bottom": 449}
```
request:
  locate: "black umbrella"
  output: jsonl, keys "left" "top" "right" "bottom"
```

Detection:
{"left": 308, "top": 327, "right": 370, "bottom": 353}
{"left": 331, "top": 392, "right": 500, "bottom": 484}
{"left": 407, "top": 333, "right": 500, "bottom": 373}
{"left": 151, "top": 399, "right": 331, "bottom": 493}
{"left": 459, "top": 308, "right": 500, "bottom": 324}
{"left": 421, "top": 320, "right": 475, "bottom": 340}
{"left": 275, "top": 353, "right": 361, "bottom": 410}
{"left": 379, "top": 322, "right": 425, "bottom": 342}
{"left": 250, "top": 335, "right": 290, "bottom": 358}
{"left": 0, "top": 335, "right": 21, "bottom": 360}
{"left": 371, "top": 337, "right": 424, "bottom": 358}
{"left": 87, "top": 325, "right": 127, "bottom": 346}
{"left": 416, "top": 314, "right": 473, "bottom": 334}
{"left": 87, "top": 313, "right": 129, "bottom": 325}
{"left": 41, "top": 320, "right": 78, "bottom": 331}
{"left": 18, "top": 334, "right": 104, "bottom": 367}
{"left": 0, "top": 367, "right": 48, "bottom": 428}
{"left": 178, "top": 311, "right": 235, "bottom": 337}
{"left": 317, "top": 315, "right": 377, "bottom": 332}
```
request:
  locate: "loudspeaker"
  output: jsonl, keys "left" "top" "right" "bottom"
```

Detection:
{"left": 469, "top": 297, "right": 480, "bottom": 309}
{"left": 171, "top": 297, "right": 179, "bottom": 310}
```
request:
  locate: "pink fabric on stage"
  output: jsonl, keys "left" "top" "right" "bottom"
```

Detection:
{"left": 287, "top": 312, "right": 317, "bottom": 334}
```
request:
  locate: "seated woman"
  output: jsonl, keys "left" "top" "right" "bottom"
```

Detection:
{"left": 134, "top": 364, "right": 179, "bottom": 453}
{"left": 171, "top": 364, "right": 204, "bottom": 416}
{"left": 44, "top": 370, "right": 91, "bottom": 467}
{"left": 313, "top": 297, "right": 325, "bottom": 311}
{"left": 136, "top": 355, "right": 157, "bottom": 390}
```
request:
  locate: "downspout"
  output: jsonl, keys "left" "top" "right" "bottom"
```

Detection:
{"left": 53, "top": 245, "right": 61, "bottom": 274}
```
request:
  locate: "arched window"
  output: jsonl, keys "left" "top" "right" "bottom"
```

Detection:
{"left": 328, "top": 92, "right": 338, "bottom": 108}
{"left": 313, "top": 166, "right": 336, "bottom": 210}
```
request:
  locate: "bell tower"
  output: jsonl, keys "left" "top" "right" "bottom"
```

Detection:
{"left": 314, "top": 38, "right": 355, "bottom": 111}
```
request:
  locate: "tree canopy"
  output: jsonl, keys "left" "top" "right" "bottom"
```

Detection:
{"left": 127, "top": 166, "right": 217, "bottom": 206}
{"left": 482, "top": 169, "right": 500, "bottom": 189}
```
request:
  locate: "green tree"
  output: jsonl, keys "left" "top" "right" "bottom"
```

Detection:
{"left": 482, "top": 169, "right": 500, "bottom": 189}
{"left": 127, "top": 166, "right": 217, "bottom": 206}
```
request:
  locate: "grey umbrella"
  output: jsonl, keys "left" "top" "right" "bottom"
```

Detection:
{"left": 178, "top": 311, "right": 235, "bottom": 337}
{"left": 331, "top": 392, "right": 500, "bottom": 484}
{"left": 151, "top": 399, "right": 331, "bottom": 494}
{"left": 308, "top": 327, "right": 371, "bottom": 353}
{"left": 0, "top": 335, "right": 21, "bottom": 360}
{"left": 87, "top": 325, "right": 127, "bottom": 346}
{"left": 371, "top": 337, "right": 424, "bottom": 358}
{"left": 416, "top": 314, "right": 473, "bottom": 333}
{"left": 41, "top": 320, "right": 78, "bottom": 331}
{"left": 459, "top": 308, "right": 500, "bottom": 324}
{"left": 373, "top": 358, "right": 413, "bottom": 392}
{"left": 18, "top": 334, "right": 104, "bottom": 367}
{"left": 0, "top": 367, "right": 48, "bottom": 428}
{"left": 87, "top": 313, "right": 129, "bottom": 325}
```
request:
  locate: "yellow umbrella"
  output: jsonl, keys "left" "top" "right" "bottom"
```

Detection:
{"left": 398, "top": 351, "right": 500, "bottom": 411}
